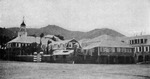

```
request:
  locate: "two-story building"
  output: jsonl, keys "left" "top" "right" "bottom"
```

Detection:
{"left": 122, "top": 35, "right": 150, "bottom": 63}
{"left": 48, "top": 39, "right": 82, "bottom": 63}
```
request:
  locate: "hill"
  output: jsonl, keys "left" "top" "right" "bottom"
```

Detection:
{"left": 0, "top": 27, "right": 16, "bottom": 46}
{"left": 7, "top": 25, "right": 125, "bottom": 40}
{"left": 0, "top": 27, "right": 16, "bottom": 38}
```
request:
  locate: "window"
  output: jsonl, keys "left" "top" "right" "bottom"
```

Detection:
{"left": 145, "top": 46, "right": 149, "bottom": 52}
{"left": 74, "top": 43, "right": 79, "bottom": 48}
{"left": 130, "top": 40, "right": 131, "bottom": 44}
{"left": 117, "top": 48, "right": 121, "bottom": 52}
{"left": 134, "top": 47, "right": 137, "bottom": 52}
{"left": 124, "top": 48, "right": 127, "bottom": 53}
{"left": 60, "top": 44, "right": 63, "bottom": 49}
{"left": 129, "top": 49, "right": 132, "bottom": 53}
{"left": 139, "top": 47, "right": 142, "bottom": 52}
{"left": 99, "top": 47, "right": 103, "bottom": 52}
{"left": 68, "top": 42, "right": 72, "bottom": 48}
{"left": 137, "top": 47, "right": 139, "bottom": 52}
{"left": 63, "top": 55, "right": 66, "bottom": 58}
{"left": 18, "top": 43, "right": 21, "bottom": 47}
{"left": 141, "top": 39, "right": 143, "bottom": 43}
{"left": 147, "top": 46, "right": 150, "bottom": 52}
{"left": 144, "top": 39, "right": 147, "bottom": 44}
{"left": 112, "top": 48, "right": 115, "bottom": 52}
{"left": 15, "top": 43, "right": 17, "bottom": 47}
{"left": 122, "top": 48, "right": 126, "bottom": 52}
{"left": 132, "top": 40, "right": 134, "bottom": 44}
{"left": 135, "top": 39, "right": 137, "bottom": 44}
{"left": 90, "top": 49, "right": 93, "bottom": 56}
{"left": 137, "top": 39, "right": 139, "bottom": 44}
{"left": 103, "top": 47, "right": 109, "bottom": 52}
{"left": 65, "top": 43, "right": 67, "bottom": 47}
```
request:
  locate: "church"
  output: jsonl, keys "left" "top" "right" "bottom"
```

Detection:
{"left": 6, "top": 18, "right": 59, "bottom": 55}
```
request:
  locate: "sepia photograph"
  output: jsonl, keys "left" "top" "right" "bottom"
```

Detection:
{"left": 0, "top": 0, "right": 150, "bottom": 79}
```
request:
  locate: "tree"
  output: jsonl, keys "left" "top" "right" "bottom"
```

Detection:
{"left": 40, "top": 33, "right": 44, "bottom": 38}
{"left": 51, "top": 36, "right": 57, "bottom": 41}
{"left": 40, "top": 33, "right": 44, "bottom": 45}
{"left": 54, "top": 35, "right": 64, "bottom": 40}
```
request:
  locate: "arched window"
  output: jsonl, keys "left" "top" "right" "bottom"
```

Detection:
{"left": 68, "top": 42, "right": 72, "bottom": 48}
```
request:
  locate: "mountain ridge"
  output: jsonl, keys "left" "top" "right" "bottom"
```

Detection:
{"left": 7, "top": 25, "right": 125, "bottom": 40}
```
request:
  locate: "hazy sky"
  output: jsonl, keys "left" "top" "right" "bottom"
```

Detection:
{"left": 0, "top": 0, "right": 150, "bottom": 36}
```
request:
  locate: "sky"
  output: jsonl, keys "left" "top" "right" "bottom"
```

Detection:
{"left": 0, "top": 0, "right": 150, "bottom": 36}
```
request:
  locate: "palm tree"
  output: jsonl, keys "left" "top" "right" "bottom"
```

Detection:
{"left": 40, "top": 33, "right": 44, "bottom": 45}
{"left": 39, "top": 33, "right": 44, "bottom": 52}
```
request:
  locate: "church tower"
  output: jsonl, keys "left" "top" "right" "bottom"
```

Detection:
{"left": 18, "top": 17, "right": 27, "bottom": 37}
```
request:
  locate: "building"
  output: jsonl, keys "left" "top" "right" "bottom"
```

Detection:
{"left": 6, "top": 19, "right": 60, "bottom": 56}
{"left": 122, "top": 35, "right": 150, "bottom": 63}
{"left": 48, "top": 39, "right": 82, "bottom": 63}
{"left": 80, "top": 35, "right": 134, "bottom": 64}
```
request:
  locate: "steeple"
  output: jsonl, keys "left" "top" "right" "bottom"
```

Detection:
{"left": 21, "top": 16, "right": 26, "bottom": 26}
{"left": 18, "top": 16, "right": 27, "bottom": 37}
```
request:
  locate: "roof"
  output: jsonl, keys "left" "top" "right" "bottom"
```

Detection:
{"left": 53, "top": 50, "right": 74, "bottom": 55}
{"left": 44, "top": 35, "right": 54, "bottom": 38}
{"left": 83, "top": 40, "right": 131, "bottom": 49}
{"left": 44, "top": 35, "right": 61, "bottom": 41}
{"left": 121, "top": 35, "right": 150, "bottom": 46}
{"left": 51, "top": 39, "right": 75, "bottom": 45}
{"left": 82, "top": 35, "right": 131, "bottom": 49}
{"left": 8, "top": 36, "right": 54, "bottom": 45}
{"left": 80, "top": 35, "right": 122, "bottom": 47}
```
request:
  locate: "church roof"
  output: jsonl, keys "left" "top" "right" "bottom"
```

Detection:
{"left": 8, "top": 36, "right": 54, "bottom": 45}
